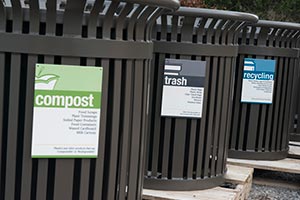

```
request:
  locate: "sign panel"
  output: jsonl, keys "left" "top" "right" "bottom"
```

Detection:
{"left": 161, "top": 59, "right": 206, "bottom": 118}
{"left": 31, "top": 64, "right": 103, "bottom": 158}
{"left": 241, "top": 58, "right": 276, "bottom": 104}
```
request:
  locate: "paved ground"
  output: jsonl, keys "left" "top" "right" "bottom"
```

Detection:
{"left": 248, "top": 170, "right": 300, "bottom": 200}
{"left": 248, "top": 184, "right": 300, "bottom": 200}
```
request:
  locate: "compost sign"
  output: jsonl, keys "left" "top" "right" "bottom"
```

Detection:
{"left": 31, "top": 64, "right": 103, "bottom": 158}
{"left": 161, "top": 59, "right": 206, "bottom": 118}
{"left": 241, "top": 58, "right": 276, "bottom": 104}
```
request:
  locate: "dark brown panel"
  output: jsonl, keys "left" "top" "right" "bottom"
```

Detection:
{"left": 0, "top": 1, "right": 182, "bottom": 199}
{"left": 145, "top": 7, "right": 256, "bottom": 190}
{"left": 229, "top": 21, "right": 299, "bottom": 160}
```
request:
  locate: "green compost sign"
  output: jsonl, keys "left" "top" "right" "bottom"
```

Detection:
{"left": 31, "top": 64, "right": 103, "bottom": 158}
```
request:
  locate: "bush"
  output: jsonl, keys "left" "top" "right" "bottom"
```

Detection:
{"left": 180, "top": 0, "right": 300, "bottom": 22}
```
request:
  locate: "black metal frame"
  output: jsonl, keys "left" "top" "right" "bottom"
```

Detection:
{"left": 144, "top": 7, "right": 258, "bottom": 191}
{"left": 229, "top": 20, "right": 300, "bottom": 160}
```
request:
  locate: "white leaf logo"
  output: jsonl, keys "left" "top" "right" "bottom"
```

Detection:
{"left": 35, "top": 74, "right": 59, "bottom": 90}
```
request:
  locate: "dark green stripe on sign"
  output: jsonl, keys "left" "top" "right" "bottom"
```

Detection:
{"left": 34, "top": 90, "right": 101, "bottom": 109}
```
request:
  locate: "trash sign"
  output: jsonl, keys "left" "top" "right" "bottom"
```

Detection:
{"left": 241, "top": 58, "right": 276, "bottom": 104}
{"left": 31, "top": 64, "right": 103, "bottom": 158}
{"left": 161, "top": 59, "right": 206, "bottom": 118}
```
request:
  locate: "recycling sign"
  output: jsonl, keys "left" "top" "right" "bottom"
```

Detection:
{"left": 241, "top": 58, "right": 276, "bottom": 104}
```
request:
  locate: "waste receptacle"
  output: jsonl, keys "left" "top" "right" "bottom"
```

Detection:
{"left": 290, "top": 82, "right": 300, "bottom": 142}
{"left": 229, "top": 20, "right": 300, "bottom": 160}
{"left": 144, "top": 7, "right": 258, "bottom": 191}
{"left": 289, "top": 43, "right": 300, "bottom": 142}
{"left": 0, "top": 0, "right": 179, "bottom": 200}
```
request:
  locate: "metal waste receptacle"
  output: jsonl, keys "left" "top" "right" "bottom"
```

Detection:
{"left": 0, "top": 0, "right": 179, "bottom": 200}
{"left": 229, "top": 20, "right": 300, "bottom": 160}
{"left": 144, "top": 7, "right": 258, "bottom": 191}
{"left": 289, "top": 41, "right": 300, "bottom": 142}
{"left": 290, "top": 79, "right": 300, "bottom": 142}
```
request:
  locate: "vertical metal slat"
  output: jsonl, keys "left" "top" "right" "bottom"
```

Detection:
{"left": 53, "top": 1, "right": 86, "bottom": 199}
{"left": 20, "top": 1, "right": 40, "bottom": 199}
{"left": 4, "top": 0, "right": 23, "bottom": 199}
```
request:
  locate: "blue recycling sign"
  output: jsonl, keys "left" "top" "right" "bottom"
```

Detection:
{"left": 241, "top": 58, "right": 276, "bottom": 104}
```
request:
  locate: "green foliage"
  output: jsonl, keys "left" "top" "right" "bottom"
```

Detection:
{"left": 203, "top": 0, "right": 300, "bottom": 21}
{"left": 180, "top": 0, "right": 300, "bottom": 22}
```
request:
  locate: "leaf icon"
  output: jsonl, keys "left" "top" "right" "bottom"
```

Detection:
{"left": 35, "top": 74, "right": 59, "bottom": 90}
